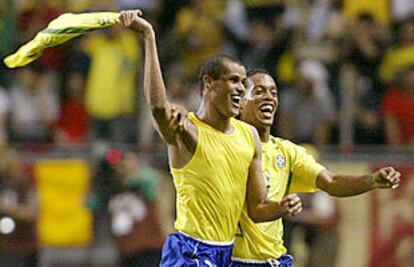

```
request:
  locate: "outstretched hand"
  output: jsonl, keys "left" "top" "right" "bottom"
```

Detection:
{"left": 120, "top": 10, "right": 153, "bottom": 37}
{"left": 373, "top": 167, "right": 401, "bottom": 189}
{"left": 281, "top": 193, "right": 302, "bottom": 217}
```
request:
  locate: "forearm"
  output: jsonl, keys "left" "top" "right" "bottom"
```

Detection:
{"left": 143, "top": 31, "right": 168, "bottom": 111}
{"left": 248, "top": 200, "right": 287, "bottom": 223}
{"left": 318, "top": 173, "right": 375, "bottom": 197}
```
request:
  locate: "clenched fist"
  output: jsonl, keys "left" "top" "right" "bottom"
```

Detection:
{"left": 281, "top": 194, "right": 302, "bottom": 217}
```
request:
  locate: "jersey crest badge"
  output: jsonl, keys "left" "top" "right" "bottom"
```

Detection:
{"left": 276, "top": 155, "right": 286, "bottom": 168}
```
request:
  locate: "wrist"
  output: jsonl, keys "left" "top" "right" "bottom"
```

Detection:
{"left": 369, "top": 173, "right": 378, "bottom": 189}
{"left": 276, "top": 200, "right": 288, "bottom": 215}
{"left": 144, "top": 27, "right": 155, "bottom": 40}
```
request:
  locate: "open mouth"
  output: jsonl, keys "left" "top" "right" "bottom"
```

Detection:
{"left": 230, "top": 94, "right": 241, "bottom": 108}
{"left": 258, "top": 103, "right": 275, "bottom": 119}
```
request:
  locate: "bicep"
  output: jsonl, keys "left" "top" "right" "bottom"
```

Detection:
{"left": 246, "top": 127, "right": 266, "bottom": 210}
{"left": 316, "top": 169, "right": 334, "bottom": 192}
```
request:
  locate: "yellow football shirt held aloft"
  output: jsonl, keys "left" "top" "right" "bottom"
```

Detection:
{"left": 171, "top": 112, "right": 256, "bottom": 243}
{"left": 232, "top": 136, "right": 325, "bottom": 262}
{"left": 4, "top": 12, "right": 120, "bottom": 68}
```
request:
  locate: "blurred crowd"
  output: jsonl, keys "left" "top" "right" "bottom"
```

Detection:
{"left": 0, "top": 0, "right": 414, "bottom": 149}
{"left": 1, "top": 0, "right": 414, "bottom": 266}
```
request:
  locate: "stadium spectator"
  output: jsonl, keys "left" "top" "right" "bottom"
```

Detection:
{"left": 381, "top": 66, "right": 414, "bottom": 145}
{"left": 279, "top": 60, "right": 336, "bottom": 145}
{"left": 173, "top": 0, "right": 228, "bottom": 76}
{"left": 0, "top": 86, "right": 9, "bottom": 147}
{"left": 242, "top": 16, "right": 292, "bottom": 77}
{"left": 8, "top": 65, "right": 59, "bottom": 143}
{"left": 0, "top": 0, "right": 18, "bottom": 87}
{"left": 347, "top": 13, "right": 389, "bottom": 94}
{"left": 0, "top": 148, "right": 37, "bottom": 267}
{"left": 380, "top": 16, "right": 414, "bottom": 85}
{"left": 91, "top": 147, "right": 165, "bottom": 266}
{"left": 80, "top": 24, "right": 141, "bottom": 143}
{"left": 342, "top": 0, "right": 390, "bottom": 25}
{"left": 54, "top": 72, "right": 89, "bottom": 146}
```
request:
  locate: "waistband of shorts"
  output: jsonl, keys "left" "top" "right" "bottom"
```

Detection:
{"left": 176, "top": 231, "right": 235, "bottom": 247}
{"left": 231, "top": 254, "right": 293, "bottom": 265}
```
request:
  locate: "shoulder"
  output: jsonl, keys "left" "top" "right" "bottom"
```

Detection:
{"left": 270, "top": 136, "right": 309, "bottom": 158}
{"left": 234, "top": 119, "right": 258, "bottom": 140}
{"left": 271, "top": 135, "right": 297, "bottom": 149}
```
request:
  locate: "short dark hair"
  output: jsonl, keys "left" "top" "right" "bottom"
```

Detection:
{"left": 247, "top": 68, "right": 271, "bottom": 78}
{"left": 197, "top": 54, "right": 244, "bottom": 94}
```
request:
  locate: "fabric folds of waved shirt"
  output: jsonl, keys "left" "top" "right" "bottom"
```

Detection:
{"left": 4, "top": 12, "right": 120, "bottom": 68}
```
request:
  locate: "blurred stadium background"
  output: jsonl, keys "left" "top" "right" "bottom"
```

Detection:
{"left": 0, "top": 0, "right": 413, "bottom": 266}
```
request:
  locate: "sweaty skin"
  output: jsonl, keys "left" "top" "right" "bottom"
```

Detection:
{"left": 120, "top": 10, "right": 302, "bottom": 223}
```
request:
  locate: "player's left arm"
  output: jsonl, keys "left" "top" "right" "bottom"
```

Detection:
{"left": 246, "top": 127, "right": 302, "bottom": 223}
{"left": 316, "top": 167, "right": 401, "bottom": 197}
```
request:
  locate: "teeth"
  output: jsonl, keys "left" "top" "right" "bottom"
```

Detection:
{"left": 231, "top": 95, "right": 241, "bottom": 104}
{"left": 260, "top": 104, "right": 273, "bottom": 112}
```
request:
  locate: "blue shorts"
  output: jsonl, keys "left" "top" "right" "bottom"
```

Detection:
{"left": 230, "top": 254, "right": 293, "bottom": 267}
{"left": 160, "top": 232, "right": 234, "bottom": 267}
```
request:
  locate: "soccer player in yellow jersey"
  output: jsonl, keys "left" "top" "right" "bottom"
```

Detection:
{"left": 232, "top": 68, "right": 402, "bottom": 267}
{"left": 120, "top": 11, "right": 303, "bottom": 267}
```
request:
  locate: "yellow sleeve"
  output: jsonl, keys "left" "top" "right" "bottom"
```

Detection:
{"left": 289, "top": 143, "right": 326, "bottom": 193}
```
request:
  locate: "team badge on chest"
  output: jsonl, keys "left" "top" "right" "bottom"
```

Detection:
{"left": 275, "top": 154, "right": 286, "bottom": 168}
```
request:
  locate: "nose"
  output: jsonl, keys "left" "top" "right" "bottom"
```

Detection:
{"left": 236, "top": 82, "right": 245, "bottom": 96}
{"left": 264, "top": 89, "right": 275, "bottom": 100}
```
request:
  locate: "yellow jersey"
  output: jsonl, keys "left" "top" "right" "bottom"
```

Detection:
{"left": 232, "top": 136, "right": 325, "bottom": 262}
{"left": 82, "top": 30, "right": 140, "bottom": 119}
{"left": 171, "top": 112, "right": 255, "bottom": 243}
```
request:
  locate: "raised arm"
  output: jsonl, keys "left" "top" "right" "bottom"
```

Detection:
{"left": 246, "top": 126, "right": 302, "bottom": 223}
{"left": 316, "top": 167, "right": 401, "bottom": 197}
{"left": 121, "top": 10, "right": 187, "bottom": 145}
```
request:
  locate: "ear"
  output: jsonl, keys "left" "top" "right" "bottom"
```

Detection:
{"left": 203, "top": 75, "right": 213, "bottom": 91}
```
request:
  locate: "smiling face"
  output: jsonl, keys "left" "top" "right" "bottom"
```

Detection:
{"left": 240, "top": 72, "right": 278, "bottom": 129}
{"left": 205, "top": 59, "right": 247, "bottom": 118}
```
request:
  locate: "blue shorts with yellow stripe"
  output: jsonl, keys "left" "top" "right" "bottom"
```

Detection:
{"left": 160, "top": 232, "right": 234, "bottom": 267}
{"left": 230, "top": 254, "right": 293, "bottom": 267}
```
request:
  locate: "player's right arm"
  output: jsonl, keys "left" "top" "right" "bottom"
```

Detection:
{"left": 120, "top": 10, "right": 194, "bottom": 146}
{"left": 121, "top": 10, "right": 198, "bottom": 168}
{"left": 246, "top": 127, "right": 302, "bottom": 223}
